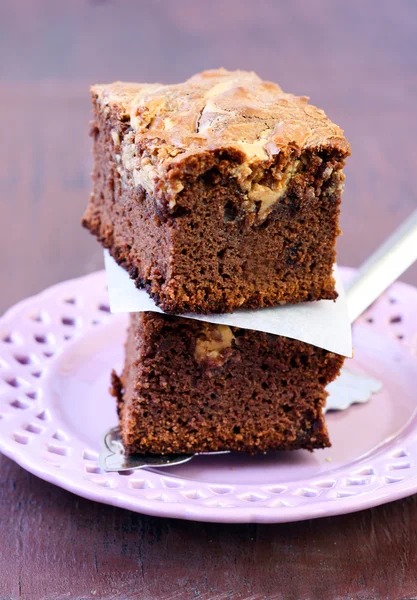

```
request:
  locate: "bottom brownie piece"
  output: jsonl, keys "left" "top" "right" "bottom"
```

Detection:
{"left": 111, "top": 312, "right": 345, "bottom": 455}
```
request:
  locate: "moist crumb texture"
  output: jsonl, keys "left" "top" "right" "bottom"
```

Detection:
{"left": 83, "top": 68, "right": 350, "bottom": 314}
{"left": 111, "top": 313, "right": 345, "bottom": 455}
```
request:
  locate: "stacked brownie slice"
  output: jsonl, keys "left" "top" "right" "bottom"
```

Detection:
{"left": 83, "top": 69, "right": 350, "bottom": 455}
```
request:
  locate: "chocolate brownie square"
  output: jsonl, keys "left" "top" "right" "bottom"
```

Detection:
{"left": 83, "top": 69, "right": 350, "bottom": 314}
{"left": 111, "top": 312, "right": 344, "bottom": 455}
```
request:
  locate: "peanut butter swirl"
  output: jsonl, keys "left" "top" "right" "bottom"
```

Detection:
{"left": 92, "top": 68, "right": 350, "bottom": 204}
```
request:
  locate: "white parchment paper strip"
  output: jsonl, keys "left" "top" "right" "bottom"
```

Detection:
{"left": 104, "top": 250, "right": 352, "bottom": 357}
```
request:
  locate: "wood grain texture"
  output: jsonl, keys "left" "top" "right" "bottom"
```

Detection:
{"left": 0, "top": 1, "right": 417, "bottom": 598}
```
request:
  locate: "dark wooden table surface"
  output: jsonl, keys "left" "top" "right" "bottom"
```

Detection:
{"left": 1, "top": 1, "right": 417, "bottom": 598}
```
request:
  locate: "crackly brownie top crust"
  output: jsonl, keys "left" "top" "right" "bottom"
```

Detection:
{"left": 92, "top": 68, "right": 350, "bottom": 205}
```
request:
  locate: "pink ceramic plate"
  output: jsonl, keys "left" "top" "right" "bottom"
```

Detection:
{"left": 0, "top": 268, "right": 416, "bottom": 523}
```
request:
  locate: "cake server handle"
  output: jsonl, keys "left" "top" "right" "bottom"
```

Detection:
{"left": 345, "top": 208, "right": 417, "bottom": 323}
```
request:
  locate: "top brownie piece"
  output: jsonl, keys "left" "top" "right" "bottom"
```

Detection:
{"left": 83, "top": 68, "right": 350, "bottom": 314}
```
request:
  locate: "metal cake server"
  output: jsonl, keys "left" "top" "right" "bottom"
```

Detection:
{"left": 99, "top": 427, "right": 229, "bottom": 472}
{"left": 100, "top": 209, "right": 417, "bottom": 473}
{"left": 100, "top": 427, "right": 194, "bottom": 471}
{"left": 345, "top": 208, "right": 417, "bottom": 321}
